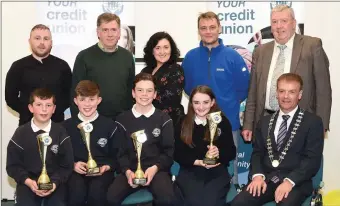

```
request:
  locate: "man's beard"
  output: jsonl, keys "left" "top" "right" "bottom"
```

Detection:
{"left": 203, "top": 38, "right": 219, "bottom": 46}
{"left": 32, "top": 46, "right": 52, "bottom": 58}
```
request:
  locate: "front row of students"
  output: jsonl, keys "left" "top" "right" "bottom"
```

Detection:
{"left": 7, "top": 72, "right": 236, "bottom": 206}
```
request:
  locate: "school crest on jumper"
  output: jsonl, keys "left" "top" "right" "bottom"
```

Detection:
{"left": 51, "top": 145, "right": 58, "bottom": 154}
{"left": 152, "top": 128, "right": 161, "bottom": 137}
{"left": 97, "top": 138, "right": 108, "bottom": 147}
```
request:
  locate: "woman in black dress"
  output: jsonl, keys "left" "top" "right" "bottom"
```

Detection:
{"left": 141, "top": 32, "right": 184, "bottom": 125}
{"left": 174, "top": 85, "right": 236, "bottom": 206}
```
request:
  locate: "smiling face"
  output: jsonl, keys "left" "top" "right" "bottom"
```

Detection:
{"left": 271, "top": 9, "right": 296, "bottom": 44}
{"left": 29, "top": 97, "right": 56, "bottom": 126}
{"left": 277, "top": 80, "right": 302, "bottom": 113}
{"left": 29, "top": 29, "right": 52, "bottom": 58}
{"left": 97, "top": 20, "right": 120, "bottom": 50}
{"left": 132, "top": 80, "right": 157, "bottom": 107}
{"left": 191, "top": 92, "right": 215, "bottom": 120}
{"left": 74, "top": 95, "right": 102, "bottom": 120}
{"left": 153, "top": 38, "right": 171, "bottom": 67}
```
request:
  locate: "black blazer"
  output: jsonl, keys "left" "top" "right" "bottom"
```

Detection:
{"left": 250, "top": 107, "right": 324, "bottom": 193}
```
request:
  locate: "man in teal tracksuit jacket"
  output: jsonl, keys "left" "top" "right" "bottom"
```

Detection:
{"left": 182, "top": 12, "right": 250, "bottom": 186}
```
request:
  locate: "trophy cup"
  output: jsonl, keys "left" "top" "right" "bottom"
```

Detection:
{"left": 37, "top": 133, "right": 53, "bottom": 190}
{"left": 203, "top": 111, "right": 222, "bottom": 165}
{"left": 78, "top": 122, "right": 100, "bottom": 175}
{"left": 131, "top": 130, "right": 148, "bottom": 185}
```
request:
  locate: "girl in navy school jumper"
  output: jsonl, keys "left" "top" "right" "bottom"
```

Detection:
{"left": 174, "top": 85, "right": 236, "bottom": 206}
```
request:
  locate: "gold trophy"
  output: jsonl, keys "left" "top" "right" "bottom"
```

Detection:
{"left": 37, "top": 133, "right": 53, "bottom": 190}
{"left": 203, "top": 111, "right": 222, "bottom": 165}
{"left": 131, "top": 130, "right": 148, "bottom": 185}
{"left": 78, "top": 122, "right": 100, "bottom": 175}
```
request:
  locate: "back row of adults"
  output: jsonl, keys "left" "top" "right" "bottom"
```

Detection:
{"left": 5, "top": 4, "right": 331, "bottom": 188}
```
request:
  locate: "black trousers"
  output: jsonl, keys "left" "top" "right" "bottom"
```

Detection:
{"left": 175, "top": 168, "right": 230, "bottom": 206}
{"left": 67, "top": 171, "right": 115, "bottom": 206}
{"left": 230, "top": 181, "right": 309, "bottom": 206}
{"left": 15, "top": 183, "right": 66, "bottom": 206}
{"left": 107, "top": 171, "right": 177, "bottom": 206}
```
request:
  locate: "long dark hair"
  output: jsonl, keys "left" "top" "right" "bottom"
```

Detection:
{"left": 143, "top": 31, "right": 180, "bottom": 72}
{"left": 181, "top": 85, "right": 221, "bottom": 145}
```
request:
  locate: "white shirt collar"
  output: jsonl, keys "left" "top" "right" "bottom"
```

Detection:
{"left": 132, "top": 104, "right": 155, "bottom": 118}
{"left": 278, "top": 105, "right": 298, "bottom": 119}
{"left": 78, "top": 111, "right": 99, "bottom": 123}
{"left": 194, "top": 116, "right": 207, "bottom": 126}
{"left": 31, "top": 118, "right": 52, "bottom": 133}
{"left": 275, "top": 33, "right": 295, "bottom": 50}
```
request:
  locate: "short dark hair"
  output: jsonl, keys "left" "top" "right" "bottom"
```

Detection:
{"left": 29, "top": 88, "right": 55, "bottom": 105}
{"left": 143, "top": 32, "right": 180, "bottom": 70}
{"left": 277, "top": 73, "right": 303, "bottom": 90}
{"left": 133, "top": 73, "right": 157, "bottom": 90}
{"left": 75, "top": 80, "right": 100, "bottom": 97}
{"left": 97, "top": 12, "right": 121, "bottom": 27}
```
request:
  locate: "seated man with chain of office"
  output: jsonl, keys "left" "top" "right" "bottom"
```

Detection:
{"left": 231, "top": 73, "right": 324, "bottom": 206}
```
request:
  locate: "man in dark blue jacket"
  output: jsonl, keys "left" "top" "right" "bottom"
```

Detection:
{"left": 182, "top": 11, "right": 250, "bottom": 185}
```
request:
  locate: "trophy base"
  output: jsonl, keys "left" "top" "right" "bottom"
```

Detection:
{"left": 38, "top": 182, "right": 53, "bottom": 190}
{"left": 87, "top": 167, "right": 100, "bottom": 175}
{"left": 203, "top": 157, "right": 217, "bottom": 165}
{"left": 133, "top": 178, "right": 147, "bottom": 185}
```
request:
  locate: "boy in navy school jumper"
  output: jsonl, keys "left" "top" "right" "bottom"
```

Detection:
{"left": 6, "top": 88, "right": 73, "bottom": 206}
{"left": 107, "top": 72, "right": 177, "bottom": 206}
{"left": 63, "top": 80, "right": 118, "bottom": 206}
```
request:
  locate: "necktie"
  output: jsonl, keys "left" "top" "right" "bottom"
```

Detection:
{"left": 277, "top": 115, "right": 290, "bottom": 150}
{"left": 269, "top": 45, "right": 287, "bottom": 110}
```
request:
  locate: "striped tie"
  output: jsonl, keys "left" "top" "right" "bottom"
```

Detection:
{"left": 269, "top": 45, "right": 287, "bottom": 111}
{"left": 277, "top": 115, "right": 290, "bottom": 150}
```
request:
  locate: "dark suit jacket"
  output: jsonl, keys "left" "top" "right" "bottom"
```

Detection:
{"left": 250, "top": 108, "right": 324, "bottom": 194}
{"left": 244, "top": 34, "right": 331, "bottom": 131}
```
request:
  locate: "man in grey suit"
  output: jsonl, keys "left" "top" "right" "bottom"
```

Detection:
{"left": 242, "top": 4, "right": 331, "bottom": 141}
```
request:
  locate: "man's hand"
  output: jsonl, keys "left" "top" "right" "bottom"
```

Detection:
{"left": 275, "top": 180, "right": 293, "bottom": 203}
{"left": 125, "top": 170, "right": 138, "bottom": 188}
{"left": 247, "top": 176, "right": 267, "bottom": 197}
{"left": 144, "top": 165, "right": 158, "bottom": 186}
{"left": 74, "top": 161, "right": 87, "bottom": 175}
{"left": 242, "top": 130, "right": 253, "bottom": 141}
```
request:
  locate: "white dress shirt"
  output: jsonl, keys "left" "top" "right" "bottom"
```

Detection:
{"left": 274, "top": 106, "right": 298, "bottom": 142}
{"left": 265, "top": 34, "right": 295, "bottom": 110}
{"left": 132, "top": 104, "right": 155, "bottom": 118}
{"left": 31, "top": 118, "right": 51, "bottom": 133}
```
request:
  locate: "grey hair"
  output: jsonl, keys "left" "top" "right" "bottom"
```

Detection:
{"left": 271, "top": 4, "right": 295, "bottom": 20}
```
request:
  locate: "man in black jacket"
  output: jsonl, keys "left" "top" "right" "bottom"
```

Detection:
{"left": 5, "top": 24, "right": 72, "bottom": 126}
{"left": 231, "top": 73, "right": 324, "bottom": 206}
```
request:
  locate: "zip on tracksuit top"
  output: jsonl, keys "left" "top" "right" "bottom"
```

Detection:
{"left": 182, "top": 38, "right": 250, "bottom": 131}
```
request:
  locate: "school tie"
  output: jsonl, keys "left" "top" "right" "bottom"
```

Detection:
{"left": 269, "top": 45, "right": 287, "bottom": 111}
{"left": 277, "top": 115, "right": 290, "bottom": 150}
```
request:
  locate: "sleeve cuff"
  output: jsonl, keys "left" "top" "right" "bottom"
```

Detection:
{"left": 284, "top": 178, "right": 295, "bottom": 187}
{"left": 252, "top": 173, "right": 266, "bottom": 180}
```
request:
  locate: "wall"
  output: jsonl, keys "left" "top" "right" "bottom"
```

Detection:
{"left": 304, "top": 2, "right": 340, "bottom": 195}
